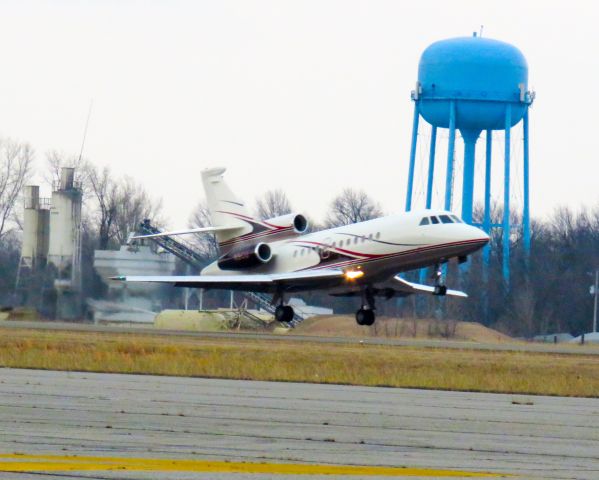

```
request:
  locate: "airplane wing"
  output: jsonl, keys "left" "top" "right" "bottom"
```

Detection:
{"left": 111, "top": 269, "right": 345, "bottom": 293}
{"left": 129, "top": 225, "right": 241, "bottom": 241}
{"left": 393, "top": 275, "right": 468, "bottom": 297}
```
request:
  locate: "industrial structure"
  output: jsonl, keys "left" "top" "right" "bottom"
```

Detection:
{"left": 404, "top": 34, "right": 534, "bottom": 284}
{"left": 92, "top": 243, "right": 176, "bottom": 323}
{"left": 16, "top": 167, "right": 83, "bottom": 318}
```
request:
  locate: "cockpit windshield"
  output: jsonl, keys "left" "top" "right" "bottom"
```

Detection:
{"left": 419, "top": 214, "right": 464, "bottom": 226}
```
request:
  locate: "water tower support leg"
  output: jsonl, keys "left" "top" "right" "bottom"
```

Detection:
{"left": 425, "top": 126, "right": 437, "bottom": 209}
{"left": 503, "top": 105, "right": 512, "bottom": 287}
{"left": 444, "top": 101, "right": 456, "bottom": 211}
{"left": 461, "top": 130, "right": 480, "bottom": 224}
{"left": 419, "top": 124, "right": 437, "bottom": 297}
{"left": 482, "top": 130, "right": 493, "bottom": 322}
{"left": 483, "top": 130, "right": 492, "bottom": 271}
{"left": 522, "top": 110, "right": 531, "bottom": 259}
{"left": 405, "top": 103, "right": 420, "bottom": 211}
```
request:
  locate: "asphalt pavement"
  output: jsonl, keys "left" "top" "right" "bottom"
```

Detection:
{"left": 0, "top": 368, "right": 598, "bottom": 479}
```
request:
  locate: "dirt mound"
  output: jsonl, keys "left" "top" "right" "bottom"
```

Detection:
{"left": 291, "top": 315, "right": 511, "bottom": 343}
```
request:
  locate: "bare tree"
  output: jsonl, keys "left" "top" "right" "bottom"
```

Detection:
{"left": 86, "top": 165, "right": 119, "bottom": 249}
{"left": 86, "top": 164, "right": 164, "bottom": 249}
{"left": 325, "top": 188, "right": 382, "bottom": 227}
{"left": 0, "top": 137, "right": 34, "bottom": 239}
{"left": 113, "top": 176, "right": 163, "bottom": 245}
{"left": 188, "top": 200, "right": 219, "bottom": 260}
{"left": 255, "top": 189, "right": 292, "bottom": 219}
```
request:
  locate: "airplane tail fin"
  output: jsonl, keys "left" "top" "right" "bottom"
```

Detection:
{"left": 131, "top": 168, "right": 285, "bottom": 255}
{"left": 201, "top": 168, "right": 255, "bottom": 252}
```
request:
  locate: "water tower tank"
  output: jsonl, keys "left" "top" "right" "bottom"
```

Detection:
{"left": 417, "top": 36, "right": 529, "bottom": 133}
{"left": 404, "top": 34, "right": 534, "bottom": 286}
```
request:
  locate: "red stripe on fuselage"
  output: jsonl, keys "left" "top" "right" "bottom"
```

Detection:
{"left": 302, "top": 238, "right": 487, "bottom": 271}
{"left": 215, "top": 211, "right": 294, "bottom": 247}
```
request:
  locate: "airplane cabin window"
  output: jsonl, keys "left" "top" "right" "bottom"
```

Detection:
{"left": 376, "top": 232, "right": 380, "bottom": 239}
{"left": 439, "top": 215, "right": 453, "bottom": 224}
{"left": 293, "top": 251, "right": 297, "bottom": 257}
{"left": 354, "top": 237, "right": 358, "bottom": 244}
{"left": 369, "top": 233, "right": 373, "bottom": 239}
{"left": 362, "top": 236, "right": 366, "bottom": 242}
{"left": 419, "top": 217, "right": 430, "bottom": 225}
{"left": 430, "top": 216, "right": 440, "bottom": 224}
{"left": 332, "top": 242, "right": 336, "bottom": 248}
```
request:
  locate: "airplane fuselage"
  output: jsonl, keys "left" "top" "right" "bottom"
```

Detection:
{"left": 202, "top": 209, "right": 488, "bottom": 287}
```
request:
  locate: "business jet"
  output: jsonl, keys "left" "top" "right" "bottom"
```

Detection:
{"left": 115, "top": 168, "right": 489, "bottom": 325}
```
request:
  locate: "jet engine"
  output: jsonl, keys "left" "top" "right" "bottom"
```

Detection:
{"left": 217, "top": 242, "right": 273, "bottom": 270}
{"left": 265, "top": 213, "right": 309, "bottom": 234}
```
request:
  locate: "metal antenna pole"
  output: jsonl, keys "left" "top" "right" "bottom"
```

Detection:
{"left": 78, "top": 100, "right": 93, "bottom": 163}
{"left": 502, "top": 104, "right": 512, "bottom": 286}
{"left": 594, "top": 269, "right": 598, "bottom": 333}
{"left": 522, "top": 109, "right": 531, "bottom": 259}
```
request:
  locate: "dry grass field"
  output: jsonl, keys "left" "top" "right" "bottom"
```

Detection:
{"left": 291, "top": 315, "right": 513, "bottom": 342}
{"left": 1, "top": 328, "right": 598, "bottom": 397}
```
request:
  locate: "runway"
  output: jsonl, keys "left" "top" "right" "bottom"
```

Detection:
{"left": 0, "top": 369, "right": 598, "bottom": 479}
{"left": 1, "top": 320, "right": 598, "bottom": 355}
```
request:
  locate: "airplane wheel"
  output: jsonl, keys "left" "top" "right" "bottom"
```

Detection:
{"left": 434, "top": 285, "right": 447, "bottom": 296}
{"left": 275, "top": 305, "right": 286, "bottom": 322}
{"left": 356, "top": 308, "right": 375, "bottom": 326}
{"left": 283, "top": 306, "right": 294, "bottom": 323}
{"left": 275, "top": 305, "right": 294, "bottom": 323}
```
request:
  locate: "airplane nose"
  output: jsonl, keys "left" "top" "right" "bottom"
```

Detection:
{"left": 468, "top": 225, "right": 489, "bottom": 245}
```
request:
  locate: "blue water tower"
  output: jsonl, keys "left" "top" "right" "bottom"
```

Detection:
{"left": 404, "top": 34, "right": 534, "bottom": 284}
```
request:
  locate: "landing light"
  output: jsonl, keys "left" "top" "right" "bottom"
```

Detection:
{"left": 345, "top": 270, "right": 364, "bottom": 280}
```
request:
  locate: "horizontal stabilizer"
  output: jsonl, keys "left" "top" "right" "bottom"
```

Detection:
{"left": 130, "top": 225, "right": 240, "bottom": 241}
{"left": 393, "top": 276, "right": 468, "bottom": 298}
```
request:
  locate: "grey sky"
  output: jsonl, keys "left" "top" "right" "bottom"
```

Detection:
{"left": 0, "top": 0, "right": 597, "bottom": 228}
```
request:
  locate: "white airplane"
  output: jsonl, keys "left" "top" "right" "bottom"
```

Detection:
{"left": 116, "top": 167, "right": 489, "bottom": 325}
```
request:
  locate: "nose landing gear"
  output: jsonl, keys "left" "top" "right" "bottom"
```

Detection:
{"left": 432, "top": 263, "right": 447, "bottom": 296}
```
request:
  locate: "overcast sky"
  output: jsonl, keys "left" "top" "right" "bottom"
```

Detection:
{"left": 0, "top": 0, "right": 597, "bottom": 228}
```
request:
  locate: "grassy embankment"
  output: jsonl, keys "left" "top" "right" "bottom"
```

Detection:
{"left": 1, "top": 328, "right": 598, "bottom": 397}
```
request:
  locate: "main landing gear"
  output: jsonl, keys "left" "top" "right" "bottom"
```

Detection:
{"left": 355, "top": 287, "right": 376, "bottom": 326}
{"left": 272, "top": 289, "right": 295, "bottom": 323}
{"left": 274, "top": 304, "right": 295, "bottom": 323}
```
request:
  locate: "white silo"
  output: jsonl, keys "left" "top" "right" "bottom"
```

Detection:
{"left": 47, "top": 167, "right": 83, "bottom": 318}
{"left": 15, "top": 185, "right": 50, "bottom": 306}
{"left": 20, "top": 185, "right": 50, "bottom": 271}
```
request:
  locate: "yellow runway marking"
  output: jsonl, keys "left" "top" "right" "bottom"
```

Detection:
{"left": 0, "top": 453, "right": 506, "bottom": 477}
